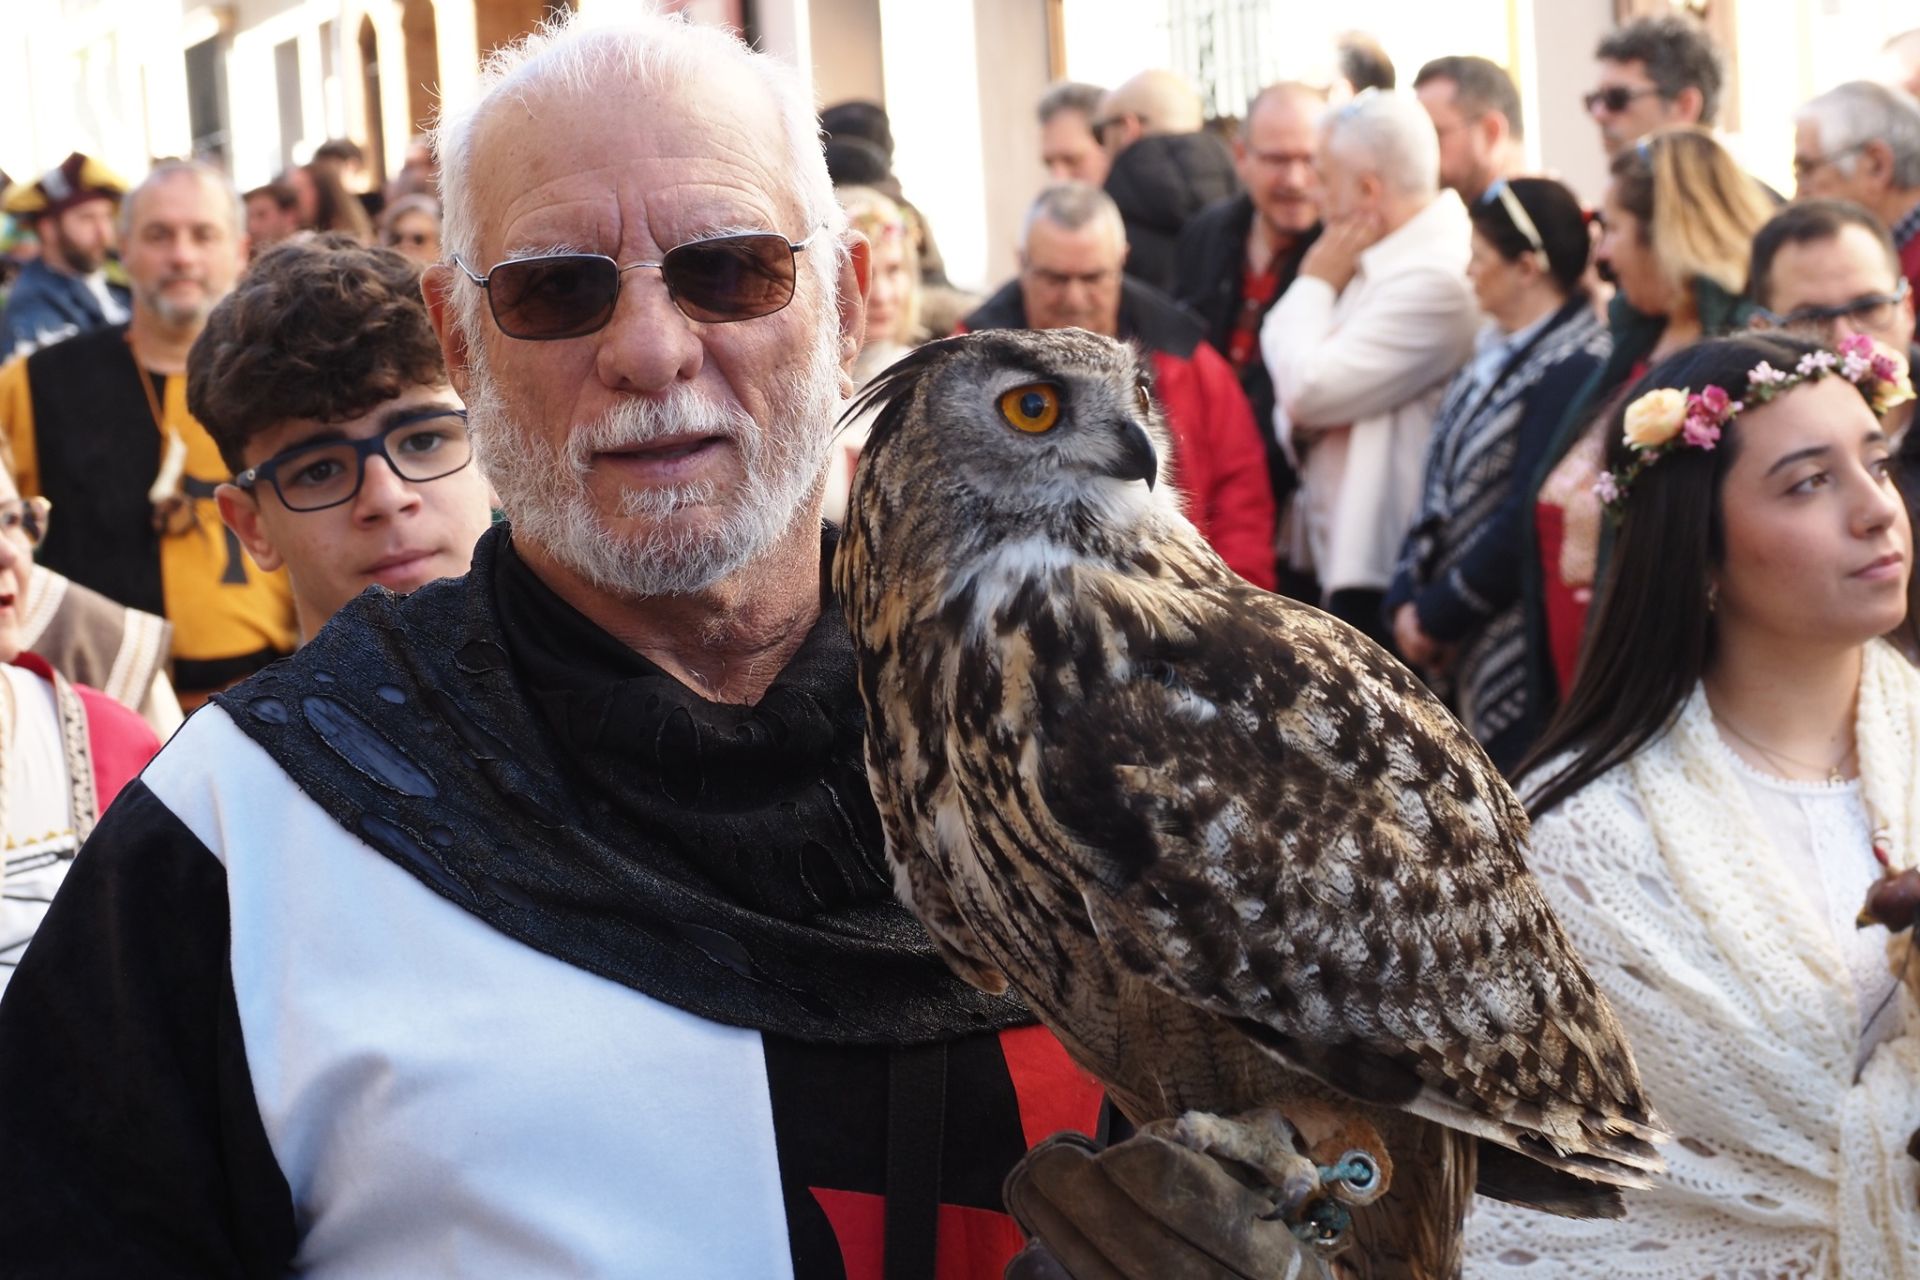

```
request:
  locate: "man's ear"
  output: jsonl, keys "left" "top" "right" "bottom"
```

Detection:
{"left": 421, "top": 265, "right": 474, "bottom": 399}
{"left": 1479, "top": 110, "right": 1506, "bottom": 155}
{"left": 1861, "top": 138, "right": 1898, "bottom": 188}
{"left": 835, "top": 232, "right": 873, "bottom": 394}
{"left": 215, "top": 483, "right": 286, "bottom": 574}
{"left": 1672, "top": 86, "right": 1705, "bottom": 126}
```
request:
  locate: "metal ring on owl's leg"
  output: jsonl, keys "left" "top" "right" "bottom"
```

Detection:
{"left": 1319, "top": 1150, "right": 1386, "bottom": 1206}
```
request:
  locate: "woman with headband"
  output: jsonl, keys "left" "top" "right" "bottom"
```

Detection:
{"left": 1386, "top": 176, "right": 1610, "bottom": 771}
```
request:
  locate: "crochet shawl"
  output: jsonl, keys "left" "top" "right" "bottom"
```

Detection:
{"left": 1466, "top": 640, "right": 1920, "bottom": 1279}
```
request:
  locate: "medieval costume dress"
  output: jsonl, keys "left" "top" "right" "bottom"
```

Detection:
{"left": 0, "top": 525, "right": 1101, "bottom": 1278}
{"left": 20, "top": 563, "right": 182, "bottom": 738}
{"left": 0, "top": 652, "right": 158, "bottom": 995}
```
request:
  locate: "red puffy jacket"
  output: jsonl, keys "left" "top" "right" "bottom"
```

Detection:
{"left": 960, "top": 279, "right": 1278, "bottom": 589}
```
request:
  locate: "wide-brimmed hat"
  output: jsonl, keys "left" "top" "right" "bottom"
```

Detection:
{"left": 2, "top": 152, "right": 128, "bottom": 219}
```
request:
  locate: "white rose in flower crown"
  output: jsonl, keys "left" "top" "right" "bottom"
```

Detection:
{"left": 1623, "top": 387, "right": 1688, "bottom": 449}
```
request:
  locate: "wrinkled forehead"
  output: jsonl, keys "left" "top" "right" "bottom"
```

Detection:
{"left": 465, "top": 63, "right": 804, "bottom": 253}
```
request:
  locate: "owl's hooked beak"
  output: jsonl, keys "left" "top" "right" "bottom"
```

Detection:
{"left": 1105, "top": 418, "right": 1158, "bottom": 490}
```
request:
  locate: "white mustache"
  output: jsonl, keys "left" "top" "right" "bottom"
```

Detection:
{"left": 564, "top": 393, "right": 756, "bottom": 472}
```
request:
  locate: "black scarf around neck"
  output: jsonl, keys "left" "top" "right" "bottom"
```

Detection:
{"left": 214, "top": 523, "right": 1030, "bottom": 1045}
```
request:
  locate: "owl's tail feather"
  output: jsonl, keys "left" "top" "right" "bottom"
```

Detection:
{"left": 1400, "top": 1083, "right": 1665, "bottom": 1202}
{"left": 1471, "top": 1143, "right": 1627, "bottom": 1219}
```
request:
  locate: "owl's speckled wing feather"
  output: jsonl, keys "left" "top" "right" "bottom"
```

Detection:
{"left": 1003, "top": 551, "right": 1659, "bottom": 1180}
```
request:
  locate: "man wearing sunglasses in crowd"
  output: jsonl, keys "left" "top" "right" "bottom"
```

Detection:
{"left": 187, "top": 234, "right": 494, "bottom": 645}
{"left": 0, "top": 12, "right": 1242, "bottom": 1280}
{"left": 1585, "top": 13, "right": 1725, "bottom": 158}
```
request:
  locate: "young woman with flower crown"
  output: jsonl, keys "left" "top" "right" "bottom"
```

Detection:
{"left": 1465, "top": 331, "right": 1920, "bottom": 1279}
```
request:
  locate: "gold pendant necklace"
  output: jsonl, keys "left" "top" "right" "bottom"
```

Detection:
{"left": 1711, "top": 709, "right": 1856, "bottom": 784}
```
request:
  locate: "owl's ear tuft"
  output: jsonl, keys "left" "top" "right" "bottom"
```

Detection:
{"left": 840, "top": 334, "right": 970, "bottom": 460}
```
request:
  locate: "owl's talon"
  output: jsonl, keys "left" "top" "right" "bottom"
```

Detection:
{"left": 1289, "top": 1197, "right": 1352, "bottom": 1248}
{"left": 1155, "top": 1107, "right": 1344, "bottom": 1238}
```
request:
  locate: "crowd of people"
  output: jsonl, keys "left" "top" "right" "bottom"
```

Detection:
{"left": 0, "top": 6, "right": 1915, "bottom": 1278}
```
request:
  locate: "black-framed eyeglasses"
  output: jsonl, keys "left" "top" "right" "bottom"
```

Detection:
{"left": 0, "top": 495, "right": 50, "bottom": 548}
{"left": 1584, "top": 86, "right": 1662, "bottom": 114}
{"left": 233, "top": 408, "right": 473, "bottom": 512}
{"left": 451, "top": 227, "right": 824, "bottom": 341}
{"left": 1755, "top": 280, "right": 1912, "bottom": 339}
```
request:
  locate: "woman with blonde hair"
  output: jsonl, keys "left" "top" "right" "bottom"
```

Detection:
{"left": 1467, "top": 330, "right": 1920, "bottom": 1276}
{"left": 824, "top": 184, "right": 925, "bottom": 523}
{"left": 1513, "top": 128, "right": 1775, "bottom": 761}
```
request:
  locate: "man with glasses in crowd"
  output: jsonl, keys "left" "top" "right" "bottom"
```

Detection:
{"left": 1172, "top": 81, "right": 1326, "bottom": 589}
{"left": 191, "top": 235, "right": 494, "bottom": 644}
{"left": 0, "top": 13, "right": 1139, "bottom": 1277}
{"left": 1749, "top": 198, "right": 1918, "bottom": 442}
{"left": 1585, "top": 13, "right": 1725, "bottom": 157}
{"left": 1792, "top": 81, "right": 1920, "bottom": 306}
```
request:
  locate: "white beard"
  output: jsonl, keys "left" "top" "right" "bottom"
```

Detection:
{"left": 465, "top": 321, "right": 843, "bottom": 598}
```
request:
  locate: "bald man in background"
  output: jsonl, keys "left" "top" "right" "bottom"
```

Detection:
{"left": 1098, "top": 68, "right": 1240, "bottom": 291}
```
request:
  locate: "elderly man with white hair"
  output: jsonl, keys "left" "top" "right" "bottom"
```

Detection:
{"left": 1794, "top": 79, "right": 1920, "bottom": 302}
{"left": 0, "top": 10, "right": 1200, "bottom": 1279}
{"left": 1260, "top": 89, "right": 1478, "bottom": 644}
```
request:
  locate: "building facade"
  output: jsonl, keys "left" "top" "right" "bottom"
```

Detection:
{"left": 6, "top": 1, "right": 1920, "bottom": 291}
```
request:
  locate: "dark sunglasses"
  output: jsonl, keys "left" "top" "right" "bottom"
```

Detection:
{"left": 1583, "top": 86, "right": 1661, "bottom": 114}
{"left": 451, "top": 227, "right": 824, "bottom": 341}
{"left": 1755, "top": 280, "right": 1912, "bottom": 338}
{"left": 234, "top": 408, "right": 473, "bottom": 513}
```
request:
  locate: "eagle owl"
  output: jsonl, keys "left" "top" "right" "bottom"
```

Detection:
{"left": 833, "top": 330, "right": 1666, "bottom": 1277}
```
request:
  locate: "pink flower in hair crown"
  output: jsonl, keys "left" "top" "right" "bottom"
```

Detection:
{"left": 1594, "top": 336, "right": 1914, "bottom": 515}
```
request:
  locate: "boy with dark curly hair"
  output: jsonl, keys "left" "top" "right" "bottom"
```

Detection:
{"left": 190, "top": 234, "right": 494, "bottom": 641}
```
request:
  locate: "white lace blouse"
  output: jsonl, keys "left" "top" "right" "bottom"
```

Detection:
{"left": 1465, "top": 649, "right": 1920, "bottom": 1280}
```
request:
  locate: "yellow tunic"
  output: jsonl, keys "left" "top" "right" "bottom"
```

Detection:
{"left": 0, "top": 338, "right": 295, "bottom": 691}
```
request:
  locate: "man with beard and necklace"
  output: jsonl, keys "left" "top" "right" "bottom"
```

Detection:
{"left": 0, "top": 152, "right": 131, "bottom": 358}
{"left": 0, "top": 13, "right": 1110, "bottom": 1278}
{"left": 0, "top": 161, "right": 297, "bottom": 708}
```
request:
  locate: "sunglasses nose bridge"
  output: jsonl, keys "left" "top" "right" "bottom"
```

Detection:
{"left": 608, "top": 258, "right": 689, "bottom": 330}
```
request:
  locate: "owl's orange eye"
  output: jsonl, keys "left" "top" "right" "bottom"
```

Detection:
{"left": 998, "top": 383, "right": 1061, "bottom": 434}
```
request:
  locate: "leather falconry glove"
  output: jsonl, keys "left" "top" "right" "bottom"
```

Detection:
{"left": 1002, "top": 1131, "right": 1337, "bottom": 1280}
